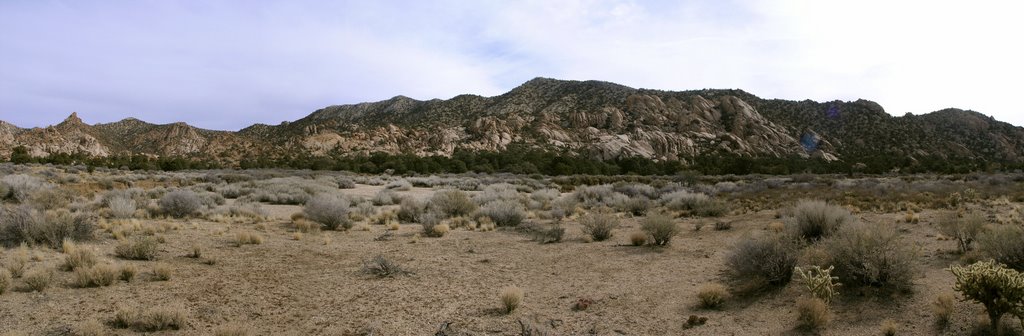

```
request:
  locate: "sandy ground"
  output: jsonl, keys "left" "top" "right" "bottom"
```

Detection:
{"left": 0, "top": 184, "right": 1007, "bottom": 335}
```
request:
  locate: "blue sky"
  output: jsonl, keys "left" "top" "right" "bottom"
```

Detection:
{"left": 1, "top": 0, "right": 1022, "bottom": 130}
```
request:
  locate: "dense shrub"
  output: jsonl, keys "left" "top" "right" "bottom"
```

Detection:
{"left": 429, "top": 190, "right": 477, "bottom": 218}
{"left": 789, "top": 200, "right": 852, "bottom": 241}
{"left": 107, "top": 195, "right": 137, "bottom": 219}
{"left": 950, "top": 260, "right": 1024, "bottom": 330}
{"left": 419, "top": 213, "right": 445, "bottom": 237}
{"left": 0, "top": 207, "right": 96, "bottom": 249}
{"left": 938, "top": 211, "right": 985, "bottom": 253}
{"left": 474, "top": 183, "right": 522, "bottom": 205}
{"left": 977, "top": 224, "right": 1024, "bottom": 271}
{"left": 478, "top": 200, "right": 526, "bottom": 227}
{"left": 641, "top": 213, "right": 679, "bottom": 246}
{"left": 572, "top": 185, "right": 628, "bottom": 208}
{"left": 579, "top": 213, "right": 619, "bottom": 241}
{"left": 336, "top": 177, "right": 356, "bottom": 189}
{"left": 158, "top": 190, "right": 202, "bottom": 218}
{"left": 385, "top": 179, "right": 412, "bottom": 191}
{"left": 304, "top": 194, "right": 351, "bottom": 230}
{"left": 824, "top": 222, "right": 915, "bottom": 292}
{"left": 618, "top": 197, "right": 651, "bottom": 216}
{"left": 660, "top": 191, "right": 710, "bottom": 211}
{"left": 0, "top": 174, "right": 53, "bottom": 203}
{"left": 397, "top": 197, "right": 425, "bottom": 223}
{"left": 727, "top": 233, "right": 799, "bottom": 288}
{"left": 372, "top": 189, "right": 401, "bottom": 206}
{"left": 612, "top": 182, "right": 659, "bottom": 199}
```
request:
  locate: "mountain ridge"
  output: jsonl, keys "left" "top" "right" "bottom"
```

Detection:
{"left": 2, "top": 77, "right": 1022, "bottom": 173}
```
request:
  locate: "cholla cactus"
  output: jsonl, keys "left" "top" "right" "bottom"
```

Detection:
{"left": 795, "top": 265, "right": 841, "bottom": 304}
{"left": 950, "top": 260, "right": 1024, "bottom": 330}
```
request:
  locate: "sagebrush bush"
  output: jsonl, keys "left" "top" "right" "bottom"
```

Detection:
{"left": 385, "top": 179, "right": 412, "bottom": 191}
{"left": 107, "top": 195, "right": 137, "bottom": 219}
{"left": 618, "top": 197, "right": 651, "bottom": 216}
{"left": 697, "top": 283, "right": 730, "bottom": 309}
{"left": 304, "top": 194, "right": 351, "bottom": 230}
{"left": 0, "top": 206, "right": 96, "bottom": 249}
{"left": 789, "top": 200, "right": 852, "bottom": 241}
{"left": 641, "top": 213, "right": 678, "bottom": 246}
{"left": 572, "top": 185, "right": 627, "bottom": 208}
{"left": 62, "top": 240, "right": 98, "bottom": 271}
{"left": 660, "top": 190, "right": 710, "bottom": 211}
{"left": 372, "top": 189, "right": 400, "bottom": 206}
{"left": 612, "top": 182, "right": 659, "bottom": 199}
{"left": 824, "top": 222, "right": 915, "bottom": 292}
{"left": 478, "top": 200, "right": 526, "bottom": 227}
{"left": 977, "top": 224, "right": 1024, "bottom": 271}
{"left": 397, "top": 197, "right": 425, "bottom": 223}
{"left": 951, "top": 260, "right": 1024, "bottom": 330}
{"left": 938, "top": 211, "right": 985, "bottom": 253}
{"left": 500, "top": 286, "right": 524, "bottom": 314}
{"left": 579, "top": 213, "right": 619, "bottom": 241}
{"left": 419, "top": 213, "right": 444, "bottom": 237}
{"left": 0, "top": 174, "right": 53, "bottom": 203}
{"left": 158, "top": 190, "right": 202, "bottom": 218}
{"left": 429, "top": 190, "right": 477, "bottom": 218}
{"left": 115, "top": 237, "right": 159, "bottom": 260}
{"left": 727, "top": 233, "right": 799, "bottom": 288}
{"left": 474, "top": 183, "right": 521, "bottom": 205}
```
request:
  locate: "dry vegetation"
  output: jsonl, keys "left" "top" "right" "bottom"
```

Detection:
{"left": 1, "top": 163, "right": 1024, "bottom": 334}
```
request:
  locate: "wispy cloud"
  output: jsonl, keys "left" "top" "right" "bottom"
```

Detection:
{"left": 1, "top": 0, "right": 1021, "bottom": 130}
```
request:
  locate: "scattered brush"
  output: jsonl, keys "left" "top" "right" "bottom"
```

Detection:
{"left": 361, "top": 255, "right": 409, "bottom": 278}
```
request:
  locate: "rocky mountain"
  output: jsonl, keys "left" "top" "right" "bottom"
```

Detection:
{"left": 2, "top": 78, "right": 1022, "bottom": 171}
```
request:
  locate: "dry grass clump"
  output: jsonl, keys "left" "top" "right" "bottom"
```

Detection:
{"left": 880, "top": 319, "right": 899, "bottom": 336}
{"left": 629, "top": 231, "right": 647, "bottom": 246}
{"left": 116, "top": 237, "right": 159, "bottom": 260}
{"left": 500, "top": 285, "right": 524, "bottom": 314}
{"left": 370, "top": 210, "right": 397, "bottom": 226}
{"left": 107, "top": 195, "right": 137, "bottom": 219}
{"left": 641, "top": 213, "right": 679, "bottom": 246}
{"left": 477, "top": 200, "right": 526, "bottom": 227}
{"left": 0, "top": 269, "right": 11, "bottom": 294}
{"left": 61, "top": 240, "right": 98, "bottom": 271}
{"left": 114, "top": 304, "right": 188, "bottom": 331}
{"left": 697, "top": 283, "right": 730, "bottom": 309}
{"left": 71, "top": 264, "right": 119, "bottom": 287}
{"left": 419, "top": 213, "right": 445, "bottom": 237}
{"left": 579, "top": 213, "right": 619, "bottom": 241}
{"left": 931, "top": 292, "right": 955, "bottom": 328}
{"left": 234, "top": 232, "right": 263, "bottom": 246}
{"left": 361, "top": 255, "right": 408, "bottom": 278}
{"left": 22, "top": 269, "right": 53, "bottom": 292}
{"left": 152, "top": 263, "right": 172, "bottom": 281}
{"left": 796, "top": 297, "right": 831, "bottom": 330}
{"left": 75, "top": 320, "right": 106, "bottom": 336}
{"left": 292, "top": 219, "right": 319, "bottom": 233}
{"left": 789, "top": 199, "right": 852, "bottom": 241}
{"left": 119, "top": 264, "right": 137, "bottom": 282}
{"left": 304, "top": 194, "right": 352, "bottom": 230}
{"left": 727, "top": 233, "right": 799, "bottom": 289}
{"left": 5, "top": 244, "right": 29, "bottom": 278}
{"left": 824, "top": 222, "right": 915, "bottom": 292}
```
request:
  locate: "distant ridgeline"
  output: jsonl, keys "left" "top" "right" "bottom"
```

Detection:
{"left": 7, "top": 144, "right": 1017, "bottom": 176}
{"left": 3, "top": 78, "right": 1024, "bottom": 175}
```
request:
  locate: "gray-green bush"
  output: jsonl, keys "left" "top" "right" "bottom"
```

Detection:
{"left": 579, "top": 213, "right": 619, "bottom": 241}
{"left": 304, "top": 194, "right": 351, "bottom": 230}
{"left": 429, "top": 190, "right": 477, "bottom": 218}
{"left": 0, "top": 207, "right": 96, "bottom": 249}
{"left": 977, "top": 224, "right": 1024, "bottom": 271}
{"left": 641, "top": 213, "right": 679, "bottom": 246}
{"left": 159, "top": 190, "right": 202, "bottom": 218}
{"left": 478, "top": 200, "right": 526, "bottom": 227}
{"left": 824, "top": 222, "right": 915, "bottom": 292}
{"left": 789, "top": 200, "right": 852, "bottom": 241}
{"left": 726, "top": 233, "right": 799, "bottom": 288}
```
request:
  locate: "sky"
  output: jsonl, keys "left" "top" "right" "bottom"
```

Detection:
{"left": 1, "top": 0, "right": 1022, "bottom": 130}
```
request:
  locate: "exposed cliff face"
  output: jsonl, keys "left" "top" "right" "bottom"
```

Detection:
{"left": 1, "top": 78, "right": 1022, "bottom": 169}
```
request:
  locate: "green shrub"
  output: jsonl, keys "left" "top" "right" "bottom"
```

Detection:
{"left": 115, "top": 237, "right": 159, "bottom": 260}
{"left": 579, "top": 213, "right": 619, "bottom": 241}
{"left": 977, "top": 224, "right": 1024, "bottom": 271}
{"left": 429, "top": 190, "right": 477, "bottom": 218}
{"left": 789, "top": 200, "right": 852, "bottom": 241}
{"left": 938, "top": 211, "right": 985, "bottom": 253}
{"left": 304, "top": 194, "right": 351, "bottom": 230}
{"left": 950, "top": 260, "right": 1024, "bottom": 331}
{"left": 641, "top": 213, "right": 678, "bottom": 246}
{"left": 158, "top": 190, "right": 202, "bottom": 218}
{"left": 824, "top": 222, "right": 915, "bottom": 292}
{"left": 727, "top": 233, "right": 799, "bottom": 288}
